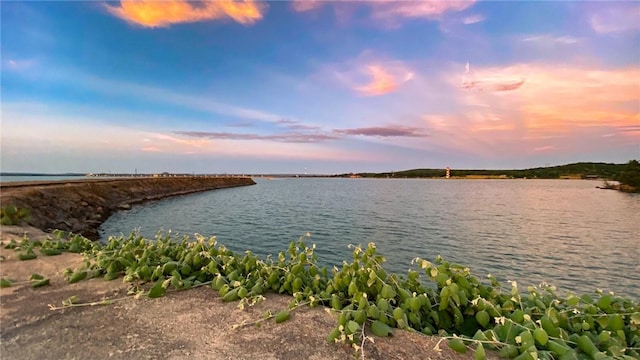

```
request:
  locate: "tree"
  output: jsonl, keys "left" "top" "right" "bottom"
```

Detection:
{"left": 618, "top": 160, "right": 640, "bottom": 190}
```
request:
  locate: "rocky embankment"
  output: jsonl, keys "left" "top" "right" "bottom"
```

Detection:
{"left": 0, "top": 177, "right": 255, "bottom": 239}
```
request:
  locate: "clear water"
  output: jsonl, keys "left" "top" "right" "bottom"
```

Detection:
{"left": 100, "top": 178, "right": 640, "bottom": 299}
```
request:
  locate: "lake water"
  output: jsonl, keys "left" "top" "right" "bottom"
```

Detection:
{"left": 100, "top": 178, "right": 640, "bottom": 299}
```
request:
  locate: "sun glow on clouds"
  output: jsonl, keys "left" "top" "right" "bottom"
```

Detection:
{"left": 424, "top": 63, "right": 640, "bottom": 158}
{"left": 330, "top": 60, "right": 414, "bottom": 96}
{"left": 105, "top": 0, "right": 265, "bottom": 27}
{"left": 356, "top": 65, "right": 399, "bottom": 96}
{"left": 141, "top": 146, "right": 162, "bottom": 152}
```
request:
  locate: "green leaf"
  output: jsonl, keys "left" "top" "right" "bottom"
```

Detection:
{"left": 475, "top": 310, "right": 490, "bottom": 328}
{"left": 274, "top": 310, "right": 290, "bottom": 324}
{"left": 31, "top": 278, "right": 50, "bottom": 288}
{"left": 30, "top": 273, "right": 44, "bottom": 281}
{"left": 0, "top": 278, "right": 12, "bottom": 288}
{"left": 448, "top": 338, "right": 467, "bottom": 354}
{"left": 327, "top": 327, "right": 341, "bottom": 343}
{"left": 347, "top": 320, "right": 359, "bottom": 334}
{"left": 68, "top": 271, "right": 87, "bottom": 284}
{"left": 474, "top": 342, "right": 486, "bottom": 360}
{"left": 370, "top": 320, "right": 393, "bottom": 337}
{"left": 533, "top": 328, "right": 549, "bottom": 346}
{"left": 148, "top": 279, "right": 166, "bottom": 298}
{"left": 607, "top": 314, "right": 624, "bottom": 331}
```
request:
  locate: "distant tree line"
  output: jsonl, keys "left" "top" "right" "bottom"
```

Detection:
{"left": 345, "top": 162, "right": 630, "bottom": 180}
{"left": 617, "top": 160, "right": 640, "bottom": 191}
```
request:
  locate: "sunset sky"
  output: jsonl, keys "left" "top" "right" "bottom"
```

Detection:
{"left": 2, "top": 1, "right": 639, "bottom": 174}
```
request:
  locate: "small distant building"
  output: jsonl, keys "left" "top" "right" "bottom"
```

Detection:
{"left": 446, "top": 167, "right": 451, "bottom": 179}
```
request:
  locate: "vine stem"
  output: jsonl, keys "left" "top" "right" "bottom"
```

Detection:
{"left": 48, "top": 297, "right": 124, "bottom": 310}
{"left": 47, "top": 279, "right": 214, "bottom": 311}
{"left": 359, "top": 324, "right": 369, "bottom": 360}
{"left": 231, "top": 297, "right": 330, "bottom": 330}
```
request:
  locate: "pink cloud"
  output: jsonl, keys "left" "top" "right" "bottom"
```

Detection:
{"left": 590, "top": 4, "right": 640, "bottom": 34}
{"left": 423, "top": 63, "right": 640, "bottom": 158}
{"left": 290, "top": 0, "right": 323, "bottom": 13}
{"left": 105, "top": 0, "right": 266, "bottom": 27}
{"left": 534, "top": 145, "right": 555, "bottom": 152}
{"left": 355, "top": 65, "right": 409, "bottom": 96}
{"left": 141, "top": 146, "right": 162, "bottom": 152}
{"left": 290, "top": 1, "right": 475, "bottom": 28}
{"left": 370, "top": 1, "right": 475, "bottom": 20}
{"left": 327, "top": 58, "right": 414, "bottom": 96}
{"left": 462, "top": 62, "right": 526, "bottom": 92}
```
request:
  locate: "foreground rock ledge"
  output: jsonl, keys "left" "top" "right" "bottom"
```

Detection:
{"left": 0, "top": 227, "right": 485, "bottom": 360}
{"left": 0, "top": 176, "right": 255, "bottom": 240}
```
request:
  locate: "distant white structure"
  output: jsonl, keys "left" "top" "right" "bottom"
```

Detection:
{"left": 446, "top": 167, "right": 451, "bottom": 179}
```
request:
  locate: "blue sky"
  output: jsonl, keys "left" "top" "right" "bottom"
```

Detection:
{"left": 1, "top": 1, "right": 639, "bottom": 174}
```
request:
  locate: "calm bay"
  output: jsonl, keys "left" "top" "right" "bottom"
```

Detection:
{"left": 100, "top": 178, "right": 639, "bottom": 299}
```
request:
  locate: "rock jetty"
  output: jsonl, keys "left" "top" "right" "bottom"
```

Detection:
{"left": 0, "top": 177, "right": 255, "bottom": 239}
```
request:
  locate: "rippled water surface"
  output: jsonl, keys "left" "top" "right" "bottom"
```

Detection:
{"left": 100, "top": 178, "right": 640, "bottom": 299}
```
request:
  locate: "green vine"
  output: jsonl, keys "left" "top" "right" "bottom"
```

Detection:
{"left": 4, "top": 231, "right": 639, "bottom": 359}
{"left": 0, "top": 205, "right": 30, "bottom": 226}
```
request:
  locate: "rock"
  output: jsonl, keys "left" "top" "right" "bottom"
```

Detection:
{"left": 56, "top": 220, "right": 72, "bottom": 230}
{"left": 0, "top": 177, "right": 255, "bottom": 240}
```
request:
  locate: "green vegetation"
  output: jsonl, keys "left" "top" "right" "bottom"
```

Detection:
{"left": 1, "top": 273, "right": 52, "bottom": 289}
{"left": 617, "top": 160, "right": 640, "bottom": 192}
{"left": 352, "top": 162, "right": 627, "bottom": 180}
{"left": 3, "top": 231, "right": 639, "bottom": 359}
{"left": 0, "top": 205, "right": 30, "bottom": 226}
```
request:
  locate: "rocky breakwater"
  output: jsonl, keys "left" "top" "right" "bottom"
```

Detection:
{"left": 0, "top": 177, "right": 255, "bottom": 240}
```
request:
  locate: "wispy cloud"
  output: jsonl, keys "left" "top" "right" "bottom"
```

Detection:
{"left": 105, "top": 0, "right": 266, "bottom": 27}
{"left": 174, "top": 130, "right": 338, "bottom": 143}
{"left": 462, "top": 62, "right": 526, "bottom": 92}
{"left": 462, "top": 14, "right": 485, "bottom": 25}
{"left": 533, "top": 145, "right": 555, "bottom": 152}
{"left": 521, "top": 34, "right": 580, "bottom": 44}
{"left": 355, "top": 65, "right": 409, "bottom": 96}
{"left": 4, "top": 58, "right": 37, "bottom": 72}
{"left": 327, "top": 58, "right": 414, "bottom": 96}
{"left": 39, "top": 67, "right": 296, "bottom": 126}
{"left": 334, "top": 126, "right": 427, "bottom": 138}
{"left": 369, "top": 1, "right": 475, "bottom": 21}
{"left": 290, "top": 1, "right": 475, "bottom": 28}
{"left": 290, "top": 0, "right": 323, "bottom": 13}
{"left": 590, "top": 4, "right": 640, "bottom": 34}
{"left": 141, "top": 145, "right": 162, "bottom": 152}
{"left": 174, "top": 124, "right": 429, "bottom": 144}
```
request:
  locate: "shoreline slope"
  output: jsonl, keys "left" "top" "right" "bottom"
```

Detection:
{"left": 0, "top": 177, "right": 255, "bottom": 240}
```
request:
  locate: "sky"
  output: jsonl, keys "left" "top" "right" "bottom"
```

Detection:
{"left": 1, "top": 1, "right": 639, "bottom": 174}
